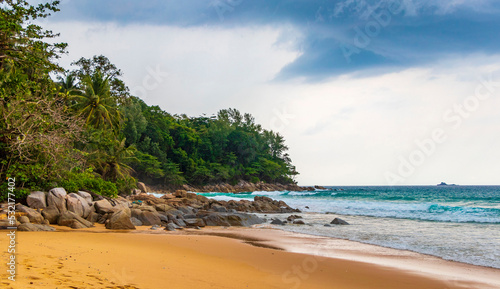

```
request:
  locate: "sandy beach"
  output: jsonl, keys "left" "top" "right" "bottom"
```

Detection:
{"left": 2, "top": 225, "right": 499, "bottom": 289}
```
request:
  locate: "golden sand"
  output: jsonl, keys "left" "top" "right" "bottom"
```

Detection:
{"left": 1, "top": 225, "right": 498, "bottom": 289}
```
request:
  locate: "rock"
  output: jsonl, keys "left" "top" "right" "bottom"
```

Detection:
{"left": 293, "top": 220, "right": 305, "bottom": 225}
{"left": 18, "top": 215, "right": 30, "bottom": 224}
{"left": 26, "top": 191, "right": 47, "bottom": 209}
{"left": 17, "top": 223, "right": 56, "bottom": 232}
{"left": 200, "top": 212, "right": 264, "bottom": 227}
{"left": 271, "top": 218, "right": 285, "bottom": 225}
{"left": 41, "top": 207, "right": 60, "bottom": 224}
{"left": 76, "top": 191, "right": 93, "bottom": 206}
{"left": 173, "top": 190, "right": 187, "bottom": 198}
{"left": 160, "top": 194, "right": 175, "bottom": 200}
{"left": 94, "top": 199, "right": 116, "bottom": 214}
{"left": 138, "top": 205, "right": 157, "bottom": 212}
{"left": 154, "top": 204, "right": 173, "bottom": 212}
{"left": 67, "top": 193, "right": 91, "bottom": 218}
{"left": 97, "top": 213, "right": 109, "bottom": 224}
{"left": 131, "top": 189, "right": 141, "bottom": 195}
{"left": 138, "top": 211, "right": 162, "bottom": 226}
{"left": 106, "top": 209, "right": 135, "bottom": 230}
{"left": 58, "top": 211, "right": 94, "bottom": 229}
{"left": 130, "top": 217, "right": 143, "bottom": 226}
{"left": 287, "top": 215, "right": 302, "bottom": 222}
{"left": 16, "top": 205, "right": 44, "bottom": 224}
{"left": 150, "top": 225, "right": 160, "bottom": 230}
{"left": 165, "top": 223, "right": 177, "bottom": 231}
{"left": 86, "top": 211, "right": 99, "bottom": 223}
{"left": 137, "top": 182, "right": 148, "bottom": 193}
{"left": 178, "top": 206, "right": 194, "bottom": 215}
{"left": 157, "top": 213, "right": 169, "bottom": 223}
{"left": 172, "top": 218, "right": 186, "bottom": 228}
{"left": 210, "top": 204, "right": 227, "bottom": 213}
{"left": 324, "top": 224, "right": 331, "bottom": 227}
{"left": 330, "top": 218, "right": 349, "bottom": 225}
{"left": 202, "top": 213, "right": 231, "bottom": 227}
{"left": 184, "top": 218, "right": 206, "bottom": 227}
{"left": 47, "top": 188, "right": 68, "bottom": 213}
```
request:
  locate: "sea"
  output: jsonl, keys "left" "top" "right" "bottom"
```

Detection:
{"left": 198, "top": 186, "right": 500, "bottom": 269}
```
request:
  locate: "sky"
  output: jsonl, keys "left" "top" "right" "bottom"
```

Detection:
{"left": 39, "top": 0, "right": 500, "bottom": 185}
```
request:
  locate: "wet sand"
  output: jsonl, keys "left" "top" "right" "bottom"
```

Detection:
{"left": 1, "top": 224, "right": 498, "bottom": 288}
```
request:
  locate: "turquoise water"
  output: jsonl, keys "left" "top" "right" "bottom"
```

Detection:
{"left": 199, "top": 186, "right": 500, "bottom": 268}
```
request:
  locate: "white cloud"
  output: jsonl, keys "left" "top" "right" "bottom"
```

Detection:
{"left": 46, "top": 20, "right": 500, "bottom": 185}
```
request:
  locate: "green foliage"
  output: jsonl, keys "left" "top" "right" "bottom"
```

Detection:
{"left": 0, "top": 1, "right": 299, "bottom": 201}
{"left": 58, "top": 170, "right": 118, "bottom": 198}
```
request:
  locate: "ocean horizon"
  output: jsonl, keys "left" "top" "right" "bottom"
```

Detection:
{"left": 196, "top": 185, "right": 500, "bottom": 269}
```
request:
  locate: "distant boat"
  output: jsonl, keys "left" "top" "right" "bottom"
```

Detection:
{"left": 437, "top": 182, "right": 458, "bottom": 186}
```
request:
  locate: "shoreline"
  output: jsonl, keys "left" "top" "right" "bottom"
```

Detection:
{"left": 2, "top": 224, "right": 499, "bottom": 289}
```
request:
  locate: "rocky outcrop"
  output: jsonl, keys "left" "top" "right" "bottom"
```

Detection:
{"left": 16, "top": 204, "right": 44, "bottom": 224}
{"left": 47, "top": 188, "right": 68, "bottom": 213}
{"left": 58, "top": 211, "right": 94, "bottom": 229}
{"left": 137, "top": 211, "right": 161, "bottom": 226}
{"left": 67, "top": 193, "right": 91, "bottom": 218}
{"left": 26, "top": 191, "right": 47, "bottom": 209}
{"left": 331, "top": 218, "right": 349, "bottom": 225}
{"left": 197, "top": 211, "right": 264, "bottom": 227}
{"left": 94, "top": 199, "right": 117, "bottom": 214}
{"left": 105, "top": 209, "right": 135, "bottom": 230}
{"left": 17, "top": 223, "right": 56, "bottom": 232}
{"left": 41, "top": 207, "right": 60, "bottom": 224}
{"left": 137, "top": 182, "right": 148, "bottom": 193}
{"left": 76, "top": 191, "right": 93, "bottom": 206}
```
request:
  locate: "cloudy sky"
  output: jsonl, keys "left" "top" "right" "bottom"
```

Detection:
{"left": 41, "top": 0, "right": 500, "bottom": 185}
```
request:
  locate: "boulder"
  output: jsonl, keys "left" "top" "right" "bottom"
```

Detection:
{"left": 210, "top": 204, "right": 227, "bottom": 213}
{"left": 76, "top": 191, "right": 93, "bottom": 206}
{"left": 293, "top": 220, "right": 305, "bottom": 225}
{"left": 165, "top": 223, "right": 177, "bottom": 231}
{"left": 178, "top": 206, "right": 194, "bottom": 215}
{"left": 137, "top": 211, "right": 162, "bottom": 226}
{"left": 173, "top": 190, "right": 187, "bottom": 198}
{"left": 17, "top": 223, "right": 56, "bottom": 232}
{"left": 184, "top": 218, "right": 206, "bottom": 227}
{"left": 47, "top": 188, "right": 67, "bottom": 213}
{"left": 149, "top": 225, "right": 160, "bottom": 230}
{"left": 271, "top": 218, "right": 285, "bottom": 225}
{"left": 86, "top": 211, "right": 99, "bottom": 223}
{"left": 106, "top": 209, "right": 135, "bottom": 230}
{"left": 41, "top": 207, "right": 60, "bottom": 224}
{"left": 171, "top": 218, "right": 187, "bottom": 228}
{"left": 154, "top": 204, "right": 173, "bottom": 212}
{"left": 137, "top": 182, "right": 148, "bottom": 193}
{"left": 67, "top": 193, "right": 91, "bottom": 218}
{"left": 330, "top": 218, "right": 349, "bottom": 225}
{"left": 18, "top": 216, "right": 30, "bottom": 224}
{"left": 202, "top": 213, "right": 231, "bottom": 227}
{"left": 26, "top": 191, "right": 47, "bottom": 209}
{"left": 16, "top": 205, "right": 44, "bottom": 224}
{"left": 138, "top": 205, "right": 157, "bottom": 213}
{"left": 200, "top": 212, "right": 264, "bottom": 227}
{"left": 130, "top": 217, "right": 143, "bottom": 226}
{"left": 58, "top": 211, "right": 93, "bottom": 229}
{"left": 287, "top": 215, "right": 302, "bottom": 222}
{"left": 94, "top": 199, "right": 116, "bottom": 214}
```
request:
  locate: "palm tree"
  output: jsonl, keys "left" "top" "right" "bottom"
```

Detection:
{"left": 71, "top": 70, "right": 120, "bottom": 129}
{"left": 57, "top": 73, "right": 80, "bottom": 101}
{"left": 98, "top": 138, "right": 136, "bottom": 182}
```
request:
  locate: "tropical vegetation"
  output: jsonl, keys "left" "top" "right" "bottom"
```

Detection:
{"left": 0, "top": 1, "right": 298, "bottom": 200}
